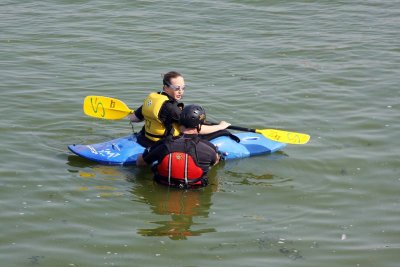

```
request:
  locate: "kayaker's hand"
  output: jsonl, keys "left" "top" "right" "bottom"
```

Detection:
{"left": 216, "top": 150, "right": 226, "bottom": 162}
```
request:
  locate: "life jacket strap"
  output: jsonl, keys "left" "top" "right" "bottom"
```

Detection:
{"left": 184, "top": 154, "right": 188, "bottom": 186}
{"left": 168, "top": 153, "right": 172, "bottom": 185}
{"left": 145, "top": 130, "right": 166, "bottom": 139}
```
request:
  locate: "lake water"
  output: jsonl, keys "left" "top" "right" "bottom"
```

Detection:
{"left": 1, "top": 1, "right": 399, "bottom": 266}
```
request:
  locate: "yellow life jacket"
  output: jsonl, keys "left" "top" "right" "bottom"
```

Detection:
{"left": 141, "top": 92, "right": 180, "bottom": 141}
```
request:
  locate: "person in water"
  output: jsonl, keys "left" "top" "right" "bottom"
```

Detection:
{"left": 136, "top": 105, "right": 220, "bottom": 189}
{"left": 128, "top": 71, "right": 231, "bottom": 147}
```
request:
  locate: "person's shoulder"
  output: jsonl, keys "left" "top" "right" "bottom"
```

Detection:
{"left": 198, "top": 138, "right": 217, "bottom": 151}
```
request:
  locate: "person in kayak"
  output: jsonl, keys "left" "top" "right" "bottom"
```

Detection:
{"left": 128, "top": 71, "right": 231, "bottom": 147}
{"left": 136, "top": 105, "right": 220, "bottom": 189}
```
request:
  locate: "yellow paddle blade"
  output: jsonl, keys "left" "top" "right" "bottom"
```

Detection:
{"left": 255, "top": 129, "right": 310, "bottom": 145}
{"left": 83, "top": 96, "right": 133, "bottom": 120}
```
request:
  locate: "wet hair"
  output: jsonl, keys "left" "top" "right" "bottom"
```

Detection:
{"left": 162, "top": 71, "right": 182, "bottom": 87}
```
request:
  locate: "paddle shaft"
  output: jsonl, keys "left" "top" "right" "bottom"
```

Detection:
{"left": 227, "top": 125, "right": 256, "bottom": 133}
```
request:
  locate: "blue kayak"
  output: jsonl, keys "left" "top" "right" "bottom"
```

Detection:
{"left": 68, "top": 132, "right": 286, "bottom": 165}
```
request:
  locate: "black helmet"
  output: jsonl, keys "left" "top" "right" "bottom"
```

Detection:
{"left": 179, "top": 105, "right": 206, "bottom": 128}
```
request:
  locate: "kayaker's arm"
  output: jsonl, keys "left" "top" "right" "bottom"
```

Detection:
{"left": 128, "top": 106, "right": 144, "bottom": 122}
{"left": 199, "top": 121, "right": 231, "bottom": 134}
{"left": 128, "top": 113, "right": 142, "bottom": 122}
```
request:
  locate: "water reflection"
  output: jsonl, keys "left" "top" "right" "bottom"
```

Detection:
{"left": 130, "top": 168, "right": 218, "bottom": 240}
{"left": 67, "top": 154, "right": 98, "bottom": 168}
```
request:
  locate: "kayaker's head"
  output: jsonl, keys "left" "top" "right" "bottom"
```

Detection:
{"left": 179, "top": 104, "right": 206, "bottom": 133}
{"left": 162, "top": 71, "right": 185, "bottom": 101}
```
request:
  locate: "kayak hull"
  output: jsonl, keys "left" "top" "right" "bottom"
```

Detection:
{"left": 68, "top": 132, "right": 286, "bottom": 165}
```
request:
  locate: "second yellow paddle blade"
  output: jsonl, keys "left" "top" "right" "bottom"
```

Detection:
{"left": 256, "top": 129, "right": 310, "bottom": 145}
{"left": 83, "top": 96, "right": 133, "bottom": 120}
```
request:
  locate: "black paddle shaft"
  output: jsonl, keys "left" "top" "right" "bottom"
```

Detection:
{"left": 227, "top": 125, "right": 256, "bottom": 133}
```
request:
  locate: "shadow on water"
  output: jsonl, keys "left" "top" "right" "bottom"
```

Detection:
{"left": 66, "top": 156, "right": 218, "bottom": 240}
{"left": 128, "top": 167, "right": 218, "bottom": 240}
{"left": 224, "top": 170, "right": 292, "bottom": 186}
{"left": 216, "top": 151, "right": 291, "bottom": 187}
{"left": 66, "top": 154, "right": 132, "bottom": 197}
{"left": 66, "top": 154, "right": 101, "bottom": 168}
{"left": 66, "top": 154, "right": 218, "bottom": 240}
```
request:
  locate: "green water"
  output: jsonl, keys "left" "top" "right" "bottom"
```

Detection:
{"left": 1, "top": 1, "right": 399, "bottom": 266}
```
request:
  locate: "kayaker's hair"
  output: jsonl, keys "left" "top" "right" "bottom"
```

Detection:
{"left": 162, "top": 71, "right": 182, "bottom": 87}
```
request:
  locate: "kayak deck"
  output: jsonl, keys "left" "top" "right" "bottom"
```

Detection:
{"left": 68, "top": 132, "right": 286, "bottom": 165}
